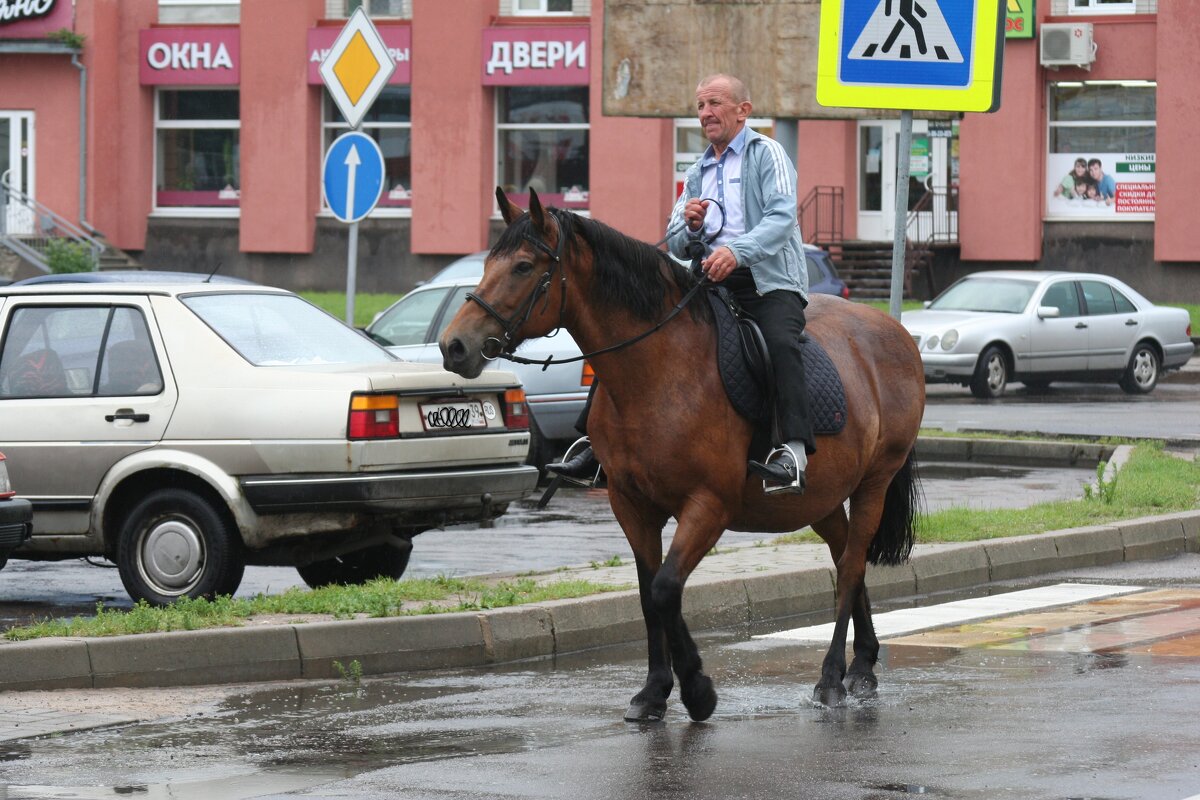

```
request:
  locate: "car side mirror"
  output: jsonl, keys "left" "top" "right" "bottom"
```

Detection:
{"left": 1036, "top": 306, "right": 1060, "bottom": 319}
{"left": 922, "top": 300, "right": 932, "bottom": 309}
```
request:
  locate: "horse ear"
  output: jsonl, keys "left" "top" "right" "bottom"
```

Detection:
{"left": 496, "top": 187, "right": 523, "bottom": 226}
{"left": 527, "top": 187, "right": 551, "bottom": 236}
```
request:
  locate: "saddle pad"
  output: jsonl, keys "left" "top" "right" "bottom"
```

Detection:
{"left": 707, "top": 289, "right": 847, "bottom": 436}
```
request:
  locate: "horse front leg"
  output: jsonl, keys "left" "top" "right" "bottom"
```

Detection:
{"left": 610, "top": 490, "right": 673, "bottom": 722}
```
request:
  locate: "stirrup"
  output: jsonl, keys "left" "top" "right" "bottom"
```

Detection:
{"left": 760, "top": 443, "right": 805, "bottom": 496}
{"left": 551, "top": 436, "right": 603, "bottom": 488}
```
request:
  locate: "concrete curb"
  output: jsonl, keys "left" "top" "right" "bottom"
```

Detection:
{"left": 1, "top": 509, "right": 1196, "bottom": 693}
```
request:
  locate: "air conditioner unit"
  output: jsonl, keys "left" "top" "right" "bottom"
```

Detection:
{"left": 1040, "top": 22, "right": 1096, "bottom": 69}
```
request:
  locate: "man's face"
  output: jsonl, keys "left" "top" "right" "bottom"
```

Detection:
{"left": 1088, "top": 163, "right": 1103, "bottom": 180}
{"left": 695, "top": 80, "right": 749, "bottom": 150}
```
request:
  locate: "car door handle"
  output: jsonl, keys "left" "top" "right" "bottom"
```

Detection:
{"left": 1125, "top": 319, "right": 1139, "bottom": 326}
{"left": 106, "top": 412, "right": 150, "bottom": 423}
{"left": 1075, "top": 322, "right": 1088, "bottom": 329}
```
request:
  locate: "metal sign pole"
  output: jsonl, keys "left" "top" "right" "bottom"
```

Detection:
{"left": 889, "top": 109, "right": 913, "bottom": 321}
{"left": 346, "top": 218, "right": 359, "bottom": 325}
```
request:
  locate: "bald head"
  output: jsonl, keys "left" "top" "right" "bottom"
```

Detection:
{"left": 697, "top": 74, "right": 751, "bottom": 105}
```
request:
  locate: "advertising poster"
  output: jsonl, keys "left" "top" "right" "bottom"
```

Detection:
{"left": 1045, "top": 152, "right": 1155, "bottom": 220}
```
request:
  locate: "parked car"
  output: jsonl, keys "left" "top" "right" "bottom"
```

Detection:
{"left": 368, "top": 263, "right": 590, "bottom": 475}
{"left": 0, "top": 452, "right": 33, "bottom": 570}
{"left": 0, "top": 277, "right": 538, "bottom": 604}
{"left": 804, "top": 244, "right": 850, "bottom": 300}
{"left": 901, "top": 270, "right": 1195, "bottom": 398}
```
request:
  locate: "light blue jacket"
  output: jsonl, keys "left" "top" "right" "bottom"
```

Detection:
{"left": 666, "top": 126, "right": 807, "bottom": 300}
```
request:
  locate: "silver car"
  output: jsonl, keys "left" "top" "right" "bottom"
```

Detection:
{"left": 0, "top": 278, "right": 538, "bottom": 604}
{"left": 902, "top": 270, "right": 1195, "bottom": 398}
{"left": 369, "top": 254, "right": 590, "bottom": 474}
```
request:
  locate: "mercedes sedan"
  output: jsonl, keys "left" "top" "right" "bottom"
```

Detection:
{"left": 901, "top": 271, "right": 1194, "bottom": 398}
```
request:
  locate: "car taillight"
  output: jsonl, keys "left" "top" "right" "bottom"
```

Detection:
{"left": 348, "top": 394, "right": 399, "bottom": 439}
{"left": 503, "top": 388, "right": 530, "bottom": 430}
{"left": 581, "top": 360, "right": 595, "bottom": 387}
{"left": 841, "top": 285, "right": 851, "bottom": 300}
{"left": 0, "top": 454, "right": 13, "bottom": 499}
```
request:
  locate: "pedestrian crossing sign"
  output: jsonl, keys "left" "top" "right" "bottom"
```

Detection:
{"left": 817, "top": 0, "right": 1006, "bottom": 112}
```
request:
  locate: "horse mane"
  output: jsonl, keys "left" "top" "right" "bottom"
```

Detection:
{"left": 490, "top": 207, "right": 710, "bottom": 324}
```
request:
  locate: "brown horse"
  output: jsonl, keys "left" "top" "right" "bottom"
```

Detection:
{"left": 441, "top": 188, "right": 925, "bottom": 720}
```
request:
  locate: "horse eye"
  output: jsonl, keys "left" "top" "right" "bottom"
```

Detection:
{"left": 514, "top": 260, "right": 535, "bottom": 276}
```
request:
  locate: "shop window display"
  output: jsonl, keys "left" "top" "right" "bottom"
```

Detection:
{"left": 155, "top": 90, "right": 240, "bottom": 210}
{"left": 496, "top": 86, "right": 589, "bottom": 209}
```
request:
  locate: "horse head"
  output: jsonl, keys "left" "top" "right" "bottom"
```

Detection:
{"left": 440, "top": 187, "right": 570, "bottom": 379}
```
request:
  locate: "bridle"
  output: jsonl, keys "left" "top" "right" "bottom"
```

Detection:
{"left": 464, "top": 203, "right": 723, "bottom": 370}
{"left": 464, "top": 209, "right": 569, "bottom": 362}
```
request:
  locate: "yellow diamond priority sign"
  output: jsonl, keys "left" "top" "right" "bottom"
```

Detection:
{"left": 319, "top": 7, "right": 395, "bottom": 129}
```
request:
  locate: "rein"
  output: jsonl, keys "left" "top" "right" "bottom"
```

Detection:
{"left": 467, "top": 204, "right": 722, "bottom": 371}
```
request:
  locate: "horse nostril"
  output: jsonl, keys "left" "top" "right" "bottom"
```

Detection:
{"left": 446, "top": 338, "right": 466, "bottom": 363}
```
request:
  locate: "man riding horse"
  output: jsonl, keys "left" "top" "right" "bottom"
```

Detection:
{"left": 548, "top": 72, "right": 814, "bottom": 494}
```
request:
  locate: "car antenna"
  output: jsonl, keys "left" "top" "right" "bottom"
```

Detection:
{"left": 204, "top": 258, "right": 223, "bottom": 283}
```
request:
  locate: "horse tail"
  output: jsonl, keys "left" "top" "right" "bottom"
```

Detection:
{"left": 867, "top": 448, "right": 921, "bottom": 566}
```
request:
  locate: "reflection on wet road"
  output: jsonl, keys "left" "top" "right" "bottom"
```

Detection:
{"left": 3, "top": 573, "right": 1200, "bottom": 799}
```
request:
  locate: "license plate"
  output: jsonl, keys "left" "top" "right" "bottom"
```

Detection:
{"left": 419, "top": 400, "right": 487, "bottom": 431}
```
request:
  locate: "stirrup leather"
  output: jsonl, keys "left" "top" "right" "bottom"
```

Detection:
{"left": 760, "top": 443, "right": 805, "bottom": 496}
{"left": 551, "top": 436, "right": 603, "bottom": 488}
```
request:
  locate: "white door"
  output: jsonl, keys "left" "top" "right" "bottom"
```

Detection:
{"left": 856, "top": 119, "right": 953, "bottom": 242}
{"left": 0, "top": 111, "right": 35, "bottom": 236}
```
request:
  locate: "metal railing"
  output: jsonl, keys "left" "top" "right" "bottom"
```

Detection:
{"left": 798, "top": 185, "right": 844, "bottom": 245}
{"left": 1, "top": 170, "right": 104, "bottom": 273}
{"left": 905, "top": 183, "right": 959, "bottom": 245}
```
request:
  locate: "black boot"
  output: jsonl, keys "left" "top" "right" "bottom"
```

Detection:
{"left": 546, "top": 439, "right": 600, "bottom": 482}
{"left": 748, "top": 442, "right": 807, "bottom": 496}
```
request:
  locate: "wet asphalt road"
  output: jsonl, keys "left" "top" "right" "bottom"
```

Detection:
{"left": 1, "top": 557, "right": 1199, "bottom": 799}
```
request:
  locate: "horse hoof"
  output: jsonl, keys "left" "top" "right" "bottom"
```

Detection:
{"left": 812, "top": 684, "right": 847, "bottom": 707}
{"left": 624, "top": 700, "right": 667, "bottom": 722}
{"left": 846, "top": 672, "right": 878, "bottom": 700}
{"left": 682, "top": 675, "right": 718, "bottom": 722}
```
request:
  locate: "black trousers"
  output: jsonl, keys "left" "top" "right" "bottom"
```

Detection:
{"left": 574, "top": 267, "right": 815, "bottom": 455}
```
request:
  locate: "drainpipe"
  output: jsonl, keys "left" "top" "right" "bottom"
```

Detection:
{"left": 70, "top": 51, "right": 94, "bottom": 235}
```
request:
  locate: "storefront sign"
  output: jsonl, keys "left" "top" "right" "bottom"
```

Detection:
{"left": 1006, "top": 0, "right": 1035, "bottom": 39}
{"left": 139, "top": 28, "right": 239, "bottom": 85}
{"left": 1045, "top": 152, "right": 1155, "bottom": 220}
{"left": 483, "top": 26, "right": 589, "bottom": 86}
{"left": 308, "top": 25, "right": 410, "bottom": 85}
{"left": 0, "top": 0, "right": 74, "bottom": 38}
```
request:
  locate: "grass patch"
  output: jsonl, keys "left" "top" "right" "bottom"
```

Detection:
{"left": 4, "top": 575, "right": 628, "bottom": 642}
{"left": 300, "top": 291, "right": 403, "bottom": 328}
{"left": 774, "top": 442, "right": 1198, "bottom": 547}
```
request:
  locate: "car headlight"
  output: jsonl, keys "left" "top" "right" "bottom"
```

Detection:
{"left": 925, "top": 335, "right": 940, "bottom": 350}
{"left": 940, "top": 330, "right": 959, "bottom": 350}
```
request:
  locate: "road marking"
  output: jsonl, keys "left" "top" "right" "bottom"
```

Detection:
{"left": 756, "top": 583, "right": 1144, "bottom": 643}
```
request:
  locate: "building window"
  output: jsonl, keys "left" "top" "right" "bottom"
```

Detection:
{"left": 496, "top": 86, "right": 589, "bottom": 209}
{"left": 1066, "top": 0, "right": 1139, "bottom": 14}
{"left": 673, "top": 118, "right": 773, "bottom": 200}
{"left": 154, "top": 90, "right": 240, "bottom": 212}
{"left": 334, "top": 0, "right": 411, "bottom": 18}
{"left": 512, "top": 0, "right": 574, "bottom": 15}
{"left": 323, "top": 87, "right": 411, "bottom": 212}
{"left": 1046, "top": 80, "right": 1156, "bottom": 219}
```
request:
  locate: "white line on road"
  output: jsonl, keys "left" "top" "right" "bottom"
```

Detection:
{"left": 755, "top": 582, "right": 1145, "bottom": 643}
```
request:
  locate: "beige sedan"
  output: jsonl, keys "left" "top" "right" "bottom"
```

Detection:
{"left": 0, "top": 276, "right": 538, "bottom": 605}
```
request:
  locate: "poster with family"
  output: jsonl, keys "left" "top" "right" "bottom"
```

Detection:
{"left": 1046, "top": 152, "right": 1155, "bottom": 220}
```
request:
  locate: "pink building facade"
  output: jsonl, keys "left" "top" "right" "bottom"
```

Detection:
{"left": 1, "top": 0, "right": 1197, "bottom": 299}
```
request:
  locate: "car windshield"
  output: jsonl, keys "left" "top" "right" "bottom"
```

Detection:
{"left": 929, "top": 278, "right": 1038, "bottom": 314}
{"left": 182, "top": 293, "right": 397, "bottom": 366}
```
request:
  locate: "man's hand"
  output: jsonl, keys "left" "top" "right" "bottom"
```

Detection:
{"left": 684, "top": 198, "right": 708, "bottom": 232}
{"left": 701, "top": 246, "right": 737, "bottom": 282}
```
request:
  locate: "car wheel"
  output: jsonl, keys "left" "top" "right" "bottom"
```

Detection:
{"left": 970, "top": 346, "right": 1008, "bottom": 399}
{"left": 117, "top": 488, "right": 245, "bottom": 606}
{"left": 1119, "top": 342, "right": 1160, "bottom": 394}
{"left": 296, "top": 538, "right": 413, "bottom": 588}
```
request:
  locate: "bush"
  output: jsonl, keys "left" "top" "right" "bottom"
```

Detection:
{"left": 44, "top": 239, "right": 95, "bottom": 273}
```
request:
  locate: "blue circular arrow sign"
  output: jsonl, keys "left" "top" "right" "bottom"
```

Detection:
{"left": 322, "top": 131, "right": 386, "bottom": 223}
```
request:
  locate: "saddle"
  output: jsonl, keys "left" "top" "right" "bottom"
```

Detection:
{"left": 706, "top": 286, "right": 847, "bottom": 436}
